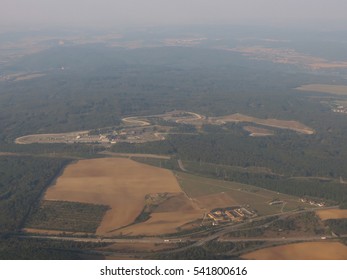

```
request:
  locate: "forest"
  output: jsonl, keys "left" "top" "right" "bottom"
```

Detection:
{"left": 1, "top": 39, "right": 347, "bottom": 259}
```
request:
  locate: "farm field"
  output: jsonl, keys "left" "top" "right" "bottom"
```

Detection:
{"left": 296, "top": 84, "right": 347, "bottom": 96}
{"left": 43, "top": 157, "right": 200, "bottom": 236}
{"left": 176, "top": 172, "right": 313, "bottom": 216}
{"left": 242, "top": 242, "right": 347, "bottom": 260}
{"left": 316, "top": 209, "right": 347, "bottom": 220}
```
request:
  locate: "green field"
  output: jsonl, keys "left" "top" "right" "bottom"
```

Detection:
{"left": 175, "top": 172, "right": 314, "bottom": 216}
{"left": 26, "top": 200, "right": 109, "bottom": 233}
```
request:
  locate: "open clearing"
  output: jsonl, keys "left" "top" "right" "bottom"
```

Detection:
{"left": 316, "top": 209, "right": 347, "bottom": 220}
{"left": 211, "top": 113, "right": 314, "bottom": 134}
{"left": 176, "top": 172, "right": 313, "bottom": 216}
{"left": 44, "top": 158, "right": 201, "bottom": 236}
{"left": 242, "top": 242, "right": 347, "bottom": 260}
{"left": 296, "top": 84, "right": 347, "bottom": 96}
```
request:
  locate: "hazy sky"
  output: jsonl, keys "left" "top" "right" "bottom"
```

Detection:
{"left": 2, "top": 0, "right": 347, "bottom": 29}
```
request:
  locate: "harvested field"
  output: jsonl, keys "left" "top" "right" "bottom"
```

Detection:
{"left": 243, "top": 126, "right": 274, "bottom": 137}
{"left": 296, "top": 84, "right": 347, "bottom": 96}
{"left": 242, "top": 242, "right": 347, "bottom": 260}
{"left": 44, "top": 158, "right": 200, "bottom": 236}
{"left": 153, "top": 193, "right": 197, "bottom": 213}
{"left": 211, "top": 113, "right": 314, "bottom": 134}
{"left": 114, "top": 211, "right": 203, "bottom": 235}
{"left": 316, "top": 209, "right": 347, "bottom": 220}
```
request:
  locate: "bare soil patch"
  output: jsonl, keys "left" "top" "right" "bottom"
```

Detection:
{"left": 242, "top": 242, "right": 347, "bottom": 260}
{"left": 211, "top": 113, "right": 314, "bottom": 134}
{"left": 316, "top": 209, "right": 347, "bottom": 220}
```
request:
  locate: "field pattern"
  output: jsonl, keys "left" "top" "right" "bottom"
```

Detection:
{"left": 242, "top": 242, "right": 347, "bottom": 260}
{"left": 316, "top": 209, "right": 347, "bottom": 220}
{"left": 43, "top": 158, "right": 201, "bottom": 236}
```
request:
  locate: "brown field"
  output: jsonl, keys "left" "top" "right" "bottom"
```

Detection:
{"left": 211, "top": 113, "right": 314, "bottom": 134}
{"left": 243, "top": 126, "right": 274, "bottom": 137}
{"left": 113, "top": 211, "right": 203, "bottom": 235}
{"left": 44, "top": 158, "right": 202, "bottom": 236}
{"left": 296, "top": 84, "right": 347, "bottom": 96}
{"left": 242, "top": 242, "right": 347, "bottom": 260}
{"left": 316, "top": 209, "right": 347, "bottom": 220}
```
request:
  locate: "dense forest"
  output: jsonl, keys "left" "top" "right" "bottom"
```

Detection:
{"left": 1, "top": 45, "right": 344, "bottom": 142}
{"left": 0, "top": 156, "right": 70, "bottom": 233}
{"left": 1, "top": 37, "right": 347, "bottom": 259}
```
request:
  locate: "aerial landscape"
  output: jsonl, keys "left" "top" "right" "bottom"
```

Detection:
{"left": 1, "top": 0, "right": 347, "bottom": 261}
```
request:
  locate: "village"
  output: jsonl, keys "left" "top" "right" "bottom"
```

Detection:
{"left": 206, "top": 206, "right": 257, "bottom": 226}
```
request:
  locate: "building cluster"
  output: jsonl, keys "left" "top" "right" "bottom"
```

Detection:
{"left": 332, "top": 104, "right": 347, "bottom": 114}
{"left": 300, "top": 198, "right": 325, "bottom": 207}
{"left": 207, "top": 207, "right": 256, "bottom": 225}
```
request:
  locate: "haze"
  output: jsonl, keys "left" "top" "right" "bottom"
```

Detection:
{"left": 2, "top": 0, "right": 347, "bottom": 29}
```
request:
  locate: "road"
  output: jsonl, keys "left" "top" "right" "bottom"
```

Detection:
{"left": 19, "top": 206, "right": 340, "bottom": 250}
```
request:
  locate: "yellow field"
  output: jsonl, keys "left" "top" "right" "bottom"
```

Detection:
{"left": 114, "top": 211, "right": 203, "bottom": 235}
{"left": 296, "top": 84, "right": 347, "bottom": 96}
{"left": 44, "top": 157, "right": 195, "bottom": 236}
{"left": 316, "top": 209, "right": 347, "bottom": 220}
{"left": 242, "top": 242, "right": 347, "bottom": 260}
